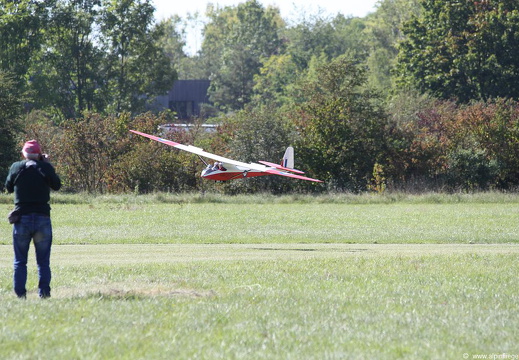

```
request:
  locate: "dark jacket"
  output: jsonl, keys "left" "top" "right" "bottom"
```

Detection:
{"left": 5, "top": 159, "right": 61, "bottom": 216}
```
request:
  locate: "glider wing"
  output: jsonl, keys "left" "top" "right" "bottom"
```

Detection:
{"left": 130, "top": 130, "right": 265, "bottom": 171}
{"left": 264, "top": 168, "right": 323, "bottom": 182}
{"left": 258, "top": 160, "right": 305, "bottom": 174}
{"left": 130, "top": 130, "right": 322, "bottom": 182}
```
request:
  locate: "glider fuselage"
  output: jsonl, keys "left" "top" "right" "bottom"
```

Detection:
{"left": 201, "top": 163, "right": 270, "bottom": 181}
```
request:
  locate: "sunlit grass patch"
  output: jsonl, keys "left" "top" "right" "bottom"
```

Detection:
{"left": 2, "top": 191, "right": 519, "bottom": 206}
{"left": 1, "top": 201, "right": 511, "bottom": 245}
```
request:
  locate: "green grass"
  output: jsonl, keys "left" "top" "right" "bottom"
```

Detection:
{"left": 3, "top": 198, "right": 518, "bottom": 244}
{"left": 3, "top": 191, "right": 519, "bottom": 206}
{"left": 0, "top": 193, "right": 518, "bottom": 359}
{"left": 0, "top": 245, "right": 518, "bottom": 359}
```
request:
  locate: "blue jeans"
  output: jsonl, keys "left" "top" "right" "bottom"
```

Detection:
{"left": 13, "top": 213, "right": 53, "bottom": 298}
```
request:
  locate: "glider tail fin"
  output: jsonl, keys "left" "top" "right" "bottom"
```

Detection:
{"left": 282, "top": 146, "right": 295, "bottom": 169}
{"left": 259, "top": 146, "right": 305, "bottom": 174}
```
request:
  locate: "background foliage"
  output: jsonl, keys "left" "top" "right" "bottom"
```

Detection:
{"left": 2, "top": 0, "right": 519, "bottom": 193}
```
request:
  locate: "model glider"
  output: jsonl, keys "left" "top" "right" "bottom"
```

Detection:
{"left": 130, "top": 130, "right": 323, "bottom": 183}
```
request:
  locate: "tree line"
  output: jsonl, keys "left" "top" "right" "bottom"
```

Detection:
{"left": 1, "top": 0, "right": 519, "bottom": 193}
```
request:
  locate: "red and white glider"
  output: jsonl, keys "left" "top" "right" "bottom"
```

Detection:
{"left": 130, "top": 130, "right": 323, "bottom": 183}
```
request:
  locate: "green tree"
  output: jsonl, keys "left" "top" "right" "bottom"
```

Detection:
{"left": 254, "top": 13, "right": 370, "bottom": 108}
{"left": 0, "top": 71, "right": 26, "bottom": 184}
{"left": 29, "top": 0, "right": 104, "bottom": 119}
{"left": 396, "top": 0, "right": 519, "bottom": 102}
{"left": 252, "top": 53, "right": 299, "bottom": 107}
{"left": 0, "top": 0, "right": 48, "bottom": 82}
{"left": 289, "top": 55, "right": 387, "bottom": 191}
{"left": 364, "top": 0, "right": 421, "bottom": 92}
{"left": 156, "top": 15, "right": 197, "bottom": 80}
{"left": 197, "top": 3, "right": 235, "bottom": 81}
{"left": 284, "top": 14, "right": 369, "bottom": 71}
{"left": 202, "top": 0, "right": 283, "bottom": 111}
{"left": 283, "top": 15, "right": 336, "bottom": 71}
{"left": 100, "top": 0, "right": 177, "bottom": 114}
{"left": 157, "top": 13, "right": 210, "bottom": 80}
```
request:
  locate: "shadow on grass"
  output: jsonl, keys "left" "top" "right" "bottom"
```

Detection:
{"left": 62, "top": 287, "right": 216, "bottom": 301}
{"left": 250, "top": 247, "right": 369, "bottom": 253}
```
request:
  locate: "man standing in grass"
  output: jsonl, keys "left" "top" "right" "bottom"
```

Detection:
{"left": 4, "top": 140, "right": 61, "bottom": 299}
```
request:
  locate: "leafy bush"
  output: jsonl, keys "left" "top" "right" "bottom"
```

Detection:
{"left": 288, "top": 55, "right": 387, "bottom": 192}
{"left": 446, "top": 148, "right": 499, "bottom": 190}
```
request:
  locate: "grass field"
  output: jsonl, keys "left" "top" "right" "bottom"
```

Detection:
{"left": 0, "top": 193, "right": 518, "bottom": 359}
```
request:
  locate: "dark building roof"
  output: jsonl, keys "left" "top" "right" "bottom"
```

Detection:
{"left": 149, "top": 79, "right": 212, "bottom": 119}
{"left": 169, "top": 79, "right": 210, "bottom": 103}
